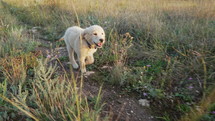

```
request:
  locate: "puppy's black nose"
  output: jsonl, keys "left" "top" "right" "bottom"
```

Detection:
{"left": 99, "top": 39, "right": 104, "bottom": 42}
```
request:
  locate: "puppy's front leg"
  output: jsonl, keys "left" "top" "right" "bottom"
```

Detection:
{"left": 79, "top": 57, "right": 87, "bottom": 73}
{"left": 85, "top": 55, "right": 94, "bottom": 65}
{"left": 67, "top": 45, "right": 79, "bottom": 69}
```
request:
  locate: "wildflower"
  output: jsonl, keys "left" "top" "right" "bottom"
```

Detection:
{"left": 143, "top": 92, "right": 148, "bottom": 96}
{"left": 188, "top": 85, "right": 194, "bottom": 89}
{"left": 47, "top": 55, "right": 51, "bottom": 58}
{"left": 211, "top": 111, "right": 215, "bottom": 115}
{"left": 188, "top": 77, "right": 193, "bottom": 80}
{"left": 146, "top": 65, "right": 151, "bottom": 67}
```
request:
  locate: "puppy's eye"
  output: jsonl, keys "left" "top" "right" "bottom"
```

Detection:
{"left": 101, "top": 33, "right": 104, "bottom": 35}
{"left": 93, "top": 33, "right": 97, "bottom": 36}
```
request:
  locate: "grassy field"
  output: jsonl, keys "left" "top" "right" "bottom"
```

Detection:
{"left": 0, "top": 0, "right": 215, "bottom": 121}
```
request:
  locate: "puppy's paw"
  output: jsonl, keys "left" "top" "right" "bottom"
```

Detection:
{"left": 81, "top": 68, "right": 87, "bottom": 73}
{"left": 72, "top": 63, "right": 79, "bottom": 69}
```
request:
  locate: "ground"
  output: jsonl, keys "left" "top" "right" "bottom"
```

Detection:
{"left": 33, "top": 27, "right": 156, "bottom": 121}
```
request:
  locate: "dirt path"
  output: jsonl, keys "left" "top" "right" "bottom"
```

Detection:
{"left": 32, "top": 28, "right": 156, "bottom": 121}
{"left": 83, "top": 80, "right": 155, "bottom": 121}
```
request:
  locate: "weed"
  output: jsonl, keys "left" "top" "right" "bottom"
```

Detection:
{"left": 1, "top": 0, "right": 215, "bottom": 120}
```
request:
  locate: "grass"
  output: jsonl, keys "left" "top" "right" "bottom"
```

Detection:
{"left": 0, "top": 0, "right": 215, "bottom": 120}
{"left": 0, "top": 58, "right": 105, "bottom": 120}
{"left": 0, "top": 2, "right": 107, "bottom": 121}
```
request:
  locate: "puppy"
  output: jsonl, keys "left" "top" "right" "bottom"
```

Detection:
{"left": 61, "top": 25, "right": 105, "bottom": 73}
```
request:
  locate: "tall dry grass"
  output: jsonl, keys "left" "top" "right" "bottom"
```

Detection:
{"left": 0, "top": 1, "right": 108, "bottom": 121}
{"left": 1, "top": 0, "right": 215, "bottom": 120}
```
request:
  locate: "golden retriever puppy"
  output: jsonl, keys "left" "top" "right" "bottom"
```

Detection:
{"left": 61, "top": 25, "right": 105, "bottom": 73}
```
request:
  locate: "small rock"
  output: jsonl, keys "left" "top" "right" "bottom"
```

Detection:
{"left": 84, "top": 71, "right": 95, "bottom": 77}
{"left": 101, "top": 65, "right": 112, "bottom": 69}
{"left": 55, "top": 47, "right": 66, "bottom": 51}
{"left": 138, "top": 99, "right": 150, "bottom": 107}
{"left": 31, "top": 27, "right": 41, "bottom": 33}
{"left": 126, "top": 112, "right": 131, "bottom": 115}
{"left": 66, "top": 62, "right": 72, "bottom": 65}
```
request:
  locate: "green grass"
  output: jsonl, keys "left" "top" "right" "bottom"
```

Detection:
{"left": 0, "top": 1, "right": 107, "bottom": 121}
{"left": 0, "top": 0, "right": 215, "bottom": 120}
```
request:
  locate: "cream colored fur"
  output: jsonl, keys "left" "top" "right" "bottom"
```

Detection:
{"left": 62, "top": 25, "right": 105, "bottom": 73}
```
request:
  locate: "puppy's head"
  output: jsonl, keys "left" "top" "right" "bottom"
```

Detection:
{"left": 83, "top": 25, "right": 105, "bottom": 48}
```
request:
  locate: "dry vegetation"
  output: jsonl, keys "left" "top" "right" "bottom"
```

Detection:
{"left": 0, "top": 0, "right": 215, "bottom": 121}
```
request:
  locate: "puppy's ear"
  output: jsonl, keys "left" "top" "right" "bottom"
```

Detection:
{"left": 82, "top": 28, "right": 90, "bottom": 41}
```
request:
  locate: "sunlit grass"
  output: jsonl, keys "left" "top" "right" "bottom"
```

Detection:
{"left": 0, "top": 0, "right": 215, "bottom": 120}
